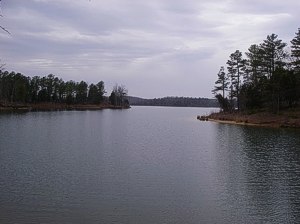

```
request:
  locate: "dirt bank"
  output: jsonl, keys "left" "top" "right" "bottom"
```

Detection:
{"left": 203, "top": 109, "right": 300, "bottom": 128}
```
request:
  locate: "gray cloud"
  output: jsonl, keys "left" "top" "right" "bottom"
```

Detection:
{"left": 0, "top": 0, "right": 299, "bottom": 98}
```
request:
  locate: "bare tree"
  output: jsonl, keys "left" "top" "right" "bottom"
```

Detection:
{"left": 110, "top": 84, "right": 128, "bottom": 106}
{"left": 0, "top": 0, "right": 10, "bottom": 34}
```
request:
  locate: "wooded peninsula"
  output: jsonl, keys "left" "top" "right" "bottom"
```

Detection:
{"left": 208, "top": 28, "right": 300, "bottom": 128}
{"left": 0, "top": 72, "right": 129, "bottom": 111}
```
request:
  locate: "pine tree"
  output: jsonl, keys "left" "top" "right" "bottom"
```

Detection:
{"left": 291, "top": 28, "right": 300, "bottom": 70}
{"left": 227, "top": 50, "right": 246, "bottom": 110}
{"left": 260, "top": 33, "right": 287, "bottom": 78}
{"left": 212, "top": 66, "right": 229, "bottom": 98}
{"left": 245, "top": 44, "right": 265, "bottom": 85}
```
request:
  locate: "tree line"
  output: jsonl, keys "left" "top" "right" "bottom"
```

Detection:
{"left": 0, "top": 71, "right": 129, "bottom": 106}
{"left": 212, "top": 28, "right": 300, "bottom": 113}
{"left": 127, "top": 96, "right": 218, "bottom": 108}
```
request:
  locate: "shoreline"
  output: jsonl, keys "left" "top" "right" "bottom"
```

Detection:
{"left": 207, "top": 118, "right": 280, "bottom": 128}
{"left": 0, "top": 103, "right": 130, "bottom": 112}
{"left": 198, "top": 110, "right": 300, "bottom": 129}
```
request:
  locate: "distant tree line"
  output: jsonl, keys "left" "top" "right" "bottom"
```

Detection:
{"left": 127, "top": 96, "right": 218, "bottom": 108}
{"left": 213, "top": 28, "right": 300, "bottom": 113}
{"left": 0, "top": 71, "right": 128, "bottom": 106}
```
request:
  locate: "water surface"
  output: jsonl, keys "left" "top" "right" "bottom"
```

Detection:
{"left": 1, "top": 106, "right": 300, "bottom": 223}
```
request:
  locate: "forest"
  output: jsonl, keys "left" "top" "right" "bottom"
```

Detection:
{"left": 212, "top": 28, "right": 300, "bottom": 113}
{"left": 0, "top": 72, "right": 129, "bottom": 108}
{"left": 127, "top": 96, "right": 218, "bottom": 108}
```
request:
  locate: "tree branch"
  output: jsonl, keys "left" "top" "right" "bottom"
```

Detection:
{"left": 0, "top": 25, "right": 10, "bottom": 34}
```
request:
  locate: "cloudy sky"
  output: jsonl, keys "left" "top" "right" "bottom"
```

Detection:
{"left": 0, "top": 0, "right": 299, "bottom": 98}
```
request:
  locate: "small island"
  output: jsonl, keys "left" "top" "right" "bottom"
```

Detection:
{"left": 201, "top": 29, "right": 300, "bottom": 128}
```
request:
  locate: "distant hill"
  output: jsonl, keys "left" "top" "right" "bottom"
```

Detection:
{"left": 127, "top": 96, "right": 218, "bottom": 108}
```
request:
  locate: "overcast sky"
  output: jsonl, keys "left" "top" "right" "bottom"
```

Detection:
{"left": 0, "top": 0, "right": 299, "bottom": 98}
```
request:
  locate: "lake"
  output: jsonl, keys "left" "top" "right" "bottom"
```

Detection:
{"left": 1, "top": 106, "right": 300, "bottom": 224}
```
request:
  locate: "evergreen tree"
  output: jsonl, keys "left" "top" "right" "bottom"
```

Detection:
{"left": 45, "top": 74, "right": 55, "bottom": 102}
{"left": 260, "top": 34, "right": 287, "bottom": 78}
{"left": 87, "top": 84, "right": 98, "bottom": 104}
{"left": 14, "top": 73, "right": 30, "bottom": 102}
{"left": 291, "top": 28, "right": 300, "bottom": 70}
{"left": 109, "top": 91, "right": 116, "bottom": 106}
{"left": 215, "top": 94, "right": 233, "bottom": 112}
{"left": 87, "top": 81, "right": 105, "bottom": 104}
{"left": 245, "top": 44, "right": 265, "bottom": 85}
{"left": 212, "top": 66, "right": 229, "bottom": 98}
{"left": 57, "top": 79, "right": 66, "bottom": 102}
{"left": 96, "top": 81, "right": 105, "bottom": 103}
{"left": 227, "top": 50, "right": 246, "bottom": 110}
{"left": 76, "top": 81, "right": 88, "bottom": 103}
{"left": 65, "top": 80, "right": 76, "bottom": 104}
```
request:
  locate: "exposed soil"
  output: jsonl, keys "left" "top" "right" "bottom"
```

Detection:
{"left": 202, "top": 109, "right": 300, "bottom": 129}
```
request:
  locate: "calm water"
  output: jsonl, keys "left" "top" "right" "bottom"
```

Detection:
{"left": 1, "top": 106, "right": 300, "bottom": 224}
